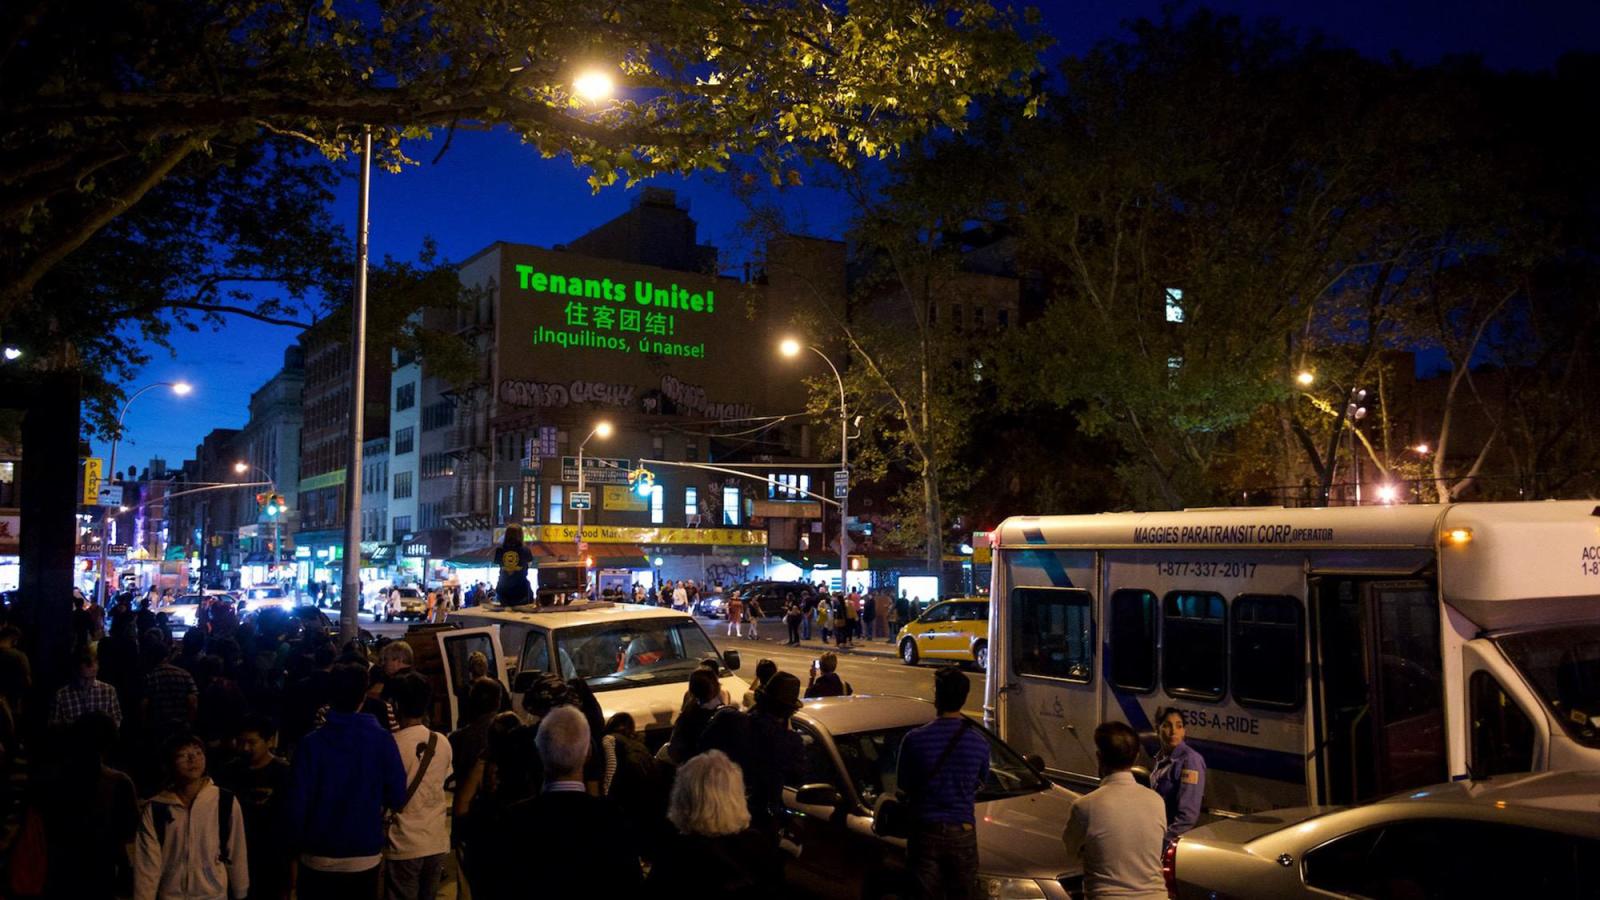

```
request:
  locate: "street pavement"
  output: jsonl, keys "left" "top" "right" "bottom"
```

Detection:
{"left": 700, "top": 617, "right": 986, "bottom": 715}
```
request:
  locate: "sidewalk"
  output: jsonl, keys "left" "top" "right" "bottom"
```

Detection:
{"left": 702, "top": 616, "right": 900, "bottom": 659}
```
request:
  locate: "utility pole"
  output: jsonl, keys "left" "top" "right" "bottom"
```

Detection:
{"left": 339, "top": 127, "right": 372, "bottom": 644}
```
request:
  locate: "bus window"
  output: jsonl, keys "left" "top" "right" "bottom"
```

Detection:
{"left": 1470, "top": 670, "right": 1536, "bottom": 776}
{"left": 1012, "top": 588, "right": 1094, "bottom": 683}
{"left": 1163, "top": 591, "right": 1226, "bottom": 700}
{"left": 1109, "top": 589, "right": 1157, "bottom": 693}
{"left": 1232, "top": 595, "right": 1304, "bottom": 710}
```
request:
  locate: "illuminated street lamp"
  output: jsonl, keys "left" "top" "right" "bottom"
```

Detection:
{"left": 98, "top": 381, "right": 192, "bottom": 605}
{"left": 781, "top": 338, "right": 848, "bottom": 593}
{"left": 574, "top": 68, "right": 615, "bottom": 103}
{"left": 1295, "top": 370, "right": 1316, "bottom": 387}
{"left": 576, "top": 421, "right": 613, "bottom": 584}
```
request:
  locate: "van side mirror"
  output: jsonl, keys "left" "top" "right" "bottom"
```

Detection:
{"left": 512, "top": 669, "right": 540, "bottom": 694}
{"left": 1023, "top": 753, "right": 1046, "bottom": 773}
{"left": 722, "top": 649, "right": 742, "bottom": 671}
{"left": 794, "top": 784, "right": 841, "bottom": 808}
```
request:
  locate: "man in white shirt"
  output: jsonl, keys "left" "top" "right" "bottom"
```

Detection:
{"left": 1062, "top": 721, "right": 1168, "bottom": 899}
{"left": 134, "top": 735, "right": 250, "bottom": 900}
{"left": 672, "top": 582, "right": 689, "bottom": 611}
{"left": 383, "top": 672, "right": 454, "bottom": 900}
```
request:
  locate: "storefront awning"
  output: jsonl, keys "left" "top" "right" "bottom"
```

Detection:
{"left": 446, "top": 542, "right": 654, "bottom": 569}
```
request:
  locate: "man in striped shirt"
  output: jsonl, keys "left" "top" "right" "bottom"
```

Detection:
{"left": 896, "top": 667, "right": 990, "bottom": 900}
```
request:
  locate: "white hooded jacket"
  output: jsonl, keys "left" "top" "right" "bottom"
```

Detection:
{"left": 134, "top": 779, "right": 249, "bottom": 900}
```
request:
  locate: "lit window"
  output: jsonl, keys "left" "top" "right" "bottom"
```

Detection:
{"left": 1165, "top": 288, "right": 1185, "bottom": 323}
{"left": 650, "top": 485, "right": 664, "bottom": 524}
{"left": 684, "top": 487, "right": 698, "bottom": 521}
{"left": 548, "top": 485, "right": 564, "bottom": 524}
{"left": 722, "top": 485, "right": 741, "bottom": 525}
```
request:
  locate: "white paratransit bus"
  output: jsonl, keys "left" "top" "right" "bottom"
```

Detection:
{"left": 983, "top": 501, "right": 1600, "bottom": 816}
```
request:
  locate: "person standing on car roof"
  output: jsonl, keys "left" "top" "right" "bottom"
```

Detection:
{"left": 494, "top": 525, "right": 533, "bottom": 607}
{"left": 895, "top": 666, "right": 990, "bottom": 900}
{"left": 1150, "top": 709, "right": 1207, "bottom": 848}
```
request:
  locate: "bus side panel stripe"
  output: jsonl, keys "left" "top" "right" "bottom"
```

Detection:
{"left": 1186, "top": 738, "right": 1306, "bottom": 784}
{"left": 1016, "top": 549, "right": 1075, "bottom": 589}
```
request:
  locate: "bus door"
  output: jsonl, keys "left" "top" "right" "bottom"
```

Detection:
{"left": 1310, "top": 578, "right": 1447, "bottom": 804}
{"left": 996, "top": 549, "right": 1099, "bottom": 782}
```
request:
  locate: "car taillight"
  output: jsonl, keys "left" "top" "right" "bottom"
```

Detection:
{"left": 1162, "top": 837, "right": 1180, "bottom": 899}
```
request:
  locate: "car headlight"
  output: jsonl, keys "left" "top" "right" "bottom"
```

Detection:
{"left": 977, "top": 875, "right": 1049, "bottom": 900}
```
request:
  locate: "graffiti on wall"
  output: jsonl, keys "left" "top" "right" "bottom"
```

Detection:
{"left": 660, "top": 376, "right": 754, "bottom": 421}
{"left": 500, "top": 379, "right": 636, "bottom": 409}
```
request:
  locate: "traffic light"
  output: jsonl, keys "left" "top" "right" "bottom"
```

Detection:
{"left": 258, "top": 492, "right": 286, "bottom": 516}
{"left": 629, "top": 466, "right": 656, "bottom": 497}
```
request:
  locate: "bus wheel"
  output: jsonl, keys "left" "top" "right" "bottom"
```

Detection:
{"left": 972, "top": 640, "right": 988, "bottom": 672}
{"left": 900, "top": 639, "right": 919, "bottom": 666}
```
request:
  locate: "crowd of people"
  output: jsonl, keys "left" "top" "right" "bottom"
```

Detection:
{"left": 0, "top": 585, "right": 991, "bottom": 900}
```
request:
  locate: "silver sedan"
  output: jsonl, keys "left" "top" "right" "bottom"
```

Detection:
{"left": 1168, "top": 770, "right": 1600, "bottom": 898}
{"left": 783, "top": 694, "right": 1083, "bottom": 899}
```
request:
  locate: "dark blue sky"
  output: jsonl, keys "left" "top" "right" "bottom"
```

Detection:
{"left": 101, "top": 0, "right": 1600, "bottom": 472}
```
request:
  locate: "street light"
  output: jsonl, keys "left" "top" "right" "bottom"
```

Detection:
{"left": 781, "top": 338, "right": 849, "bottom": 594}
{"left": 97, "top": 380, "right": 193, "bottom": 605}
{"left": 1295, "top": 370, "right": 1316, "bottom": 387}
{"left": 575, "top": 421, "right": 613, "bottom": 587}
{"left": 236, "top": 461, "right": 282, "bottom": 578}
{"left": 574, "top": 68, "right": 615, "bottom": 103}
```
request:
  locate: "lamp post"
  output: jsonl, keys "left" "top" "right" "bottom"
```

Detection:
{"left": 575, "top": 421, "right": 613, "bottom": 567}
{"left": 235, "top": 461, "right": 281, "bottom": 579}
{"left": 97, "top": 381, "right": 191, "bottom": 606}
{"left": 1295, "top": 370, "right": 1368, "bottom": 505}
{"left": 781, "top": 339, "right": 848, "bottom": 595}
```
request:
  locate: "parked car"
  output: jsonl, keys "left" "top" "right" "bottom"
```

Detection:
{"left": 738, "top": 580, "right": 819, "bottom": 616}
{"left": 895, "top": 597, "right": 990, "bottom": 670}
{"left": 781, "top": 694, "right": 1081, "bottom": 899}
{"left": 382, "top": 585, "right": 428, "bottom": 622}
{"left": 1166, "top": 770, "right": 1600, "bottom": 899}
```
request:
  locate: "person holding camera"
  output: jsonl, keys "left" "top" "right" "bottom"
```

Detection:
{"left": 803, "top": 652, "right": 850, "bottom": 699}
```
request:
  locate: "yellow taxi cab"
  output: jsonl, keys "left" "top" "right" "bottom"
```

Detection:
{"left": 896, "top": 597, "right": 991, "bottom": 670}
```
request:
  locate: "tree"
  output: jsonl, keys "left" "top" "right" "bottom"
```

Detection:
{"left": 2, "top": 0, "right": 1046, "bottom": 312}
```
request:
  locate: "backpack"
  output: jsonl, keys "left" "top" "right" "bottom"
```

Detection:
{"left": 150, "top": 788, "right": 236, "bottom": 864}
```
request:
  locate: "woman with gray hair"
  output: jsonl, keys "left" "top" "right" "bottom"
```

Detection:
{"left": 646, "top": 750, "right": 785, "bottom": 896}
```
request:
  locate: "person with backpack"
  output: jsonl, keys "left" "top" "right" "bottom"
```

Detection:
{"left": 383, "top": 672, "right": 453, "bottom": 900}
{"left": 895, "top": 667, "right": 991, "bottom": 900}
{"left": 133, "top": 733, "right": 250, "bottom": 900}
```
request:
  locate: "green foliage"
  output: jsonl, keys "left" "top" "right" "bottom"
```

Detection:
{"left": 1, "top": 0, "right": 1048, "bottom": 309}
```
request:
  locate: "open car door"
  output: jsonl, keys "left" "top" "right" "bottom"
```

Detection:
{"left": 430, "top": 625, "right": 507, "bottom": 732}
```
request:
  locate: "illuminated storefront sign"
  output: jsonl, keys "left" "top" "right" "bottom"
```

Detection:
{"left": 528, "top": 524, "right": 767, "bottom": 546}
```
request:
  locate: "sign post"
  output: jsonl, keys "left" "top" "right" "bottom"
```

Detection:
{"left": 82, "top": 457, "right": 103, "bottom": 506}
{"left": 569, "top": 492, "right": 593, "bottom": 510}
{"left": 833, "top": 469, "right": 849, "bottom": 499}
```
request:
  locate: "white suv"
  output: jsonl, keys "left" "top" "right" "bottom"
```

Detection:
{"left": 436, "top": 601, "right": 748, "bottom": 741}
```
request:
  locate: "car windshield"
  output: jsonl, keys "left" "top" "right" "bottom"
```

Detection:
{"left": 554, "top": 619, "right": 723, "bottom": 692}
{"left": 1496, "top": 624, "right": 1600, "bottom": 748}
{"left": 828, "top": 723, "right": 1050, "bottom": 808}
{"left": 173, "top": 595, "right": 202, "bottom": 605}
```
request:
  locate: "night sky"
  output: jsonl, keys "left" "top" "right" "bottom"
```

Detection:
{"left": 100, "top": 0, "right": 1600, "bottom": 472}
